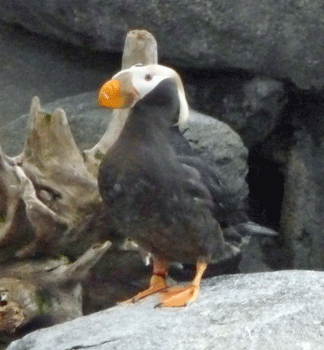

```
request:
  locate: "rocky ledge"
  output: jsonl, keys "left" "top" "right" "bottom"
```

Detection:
{"left": 1, "top": 1, "right": 324, "bottom": 89}
{"left": 7, "top": 270, "right": 324, "bottom": 350}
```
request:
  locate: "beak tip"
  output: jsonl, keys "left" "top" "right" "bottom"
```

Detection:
{"left": 98, "top": 92, "right": 104, "bottom": 107}
{"left": 98, "top": 79, "right": 124, "bottom": 109}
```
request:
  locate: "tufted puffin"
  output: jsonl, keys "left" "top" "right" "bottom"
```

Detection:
{"left": 97, "top": 64, "right": 250, "bottom": 307}
{"left": 99, "top": 66, "right": 277, "bottom": 248}
{"left": 98, "top": 64, "right": 277, "bottom": 307}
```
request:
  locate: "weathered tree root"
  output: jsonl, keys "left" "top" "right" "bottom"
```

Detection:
{"left": 0, "top": 30, "right": 158, "bottom": 343}
{"left": 0, "top": 30, "right": 157, "bottom": 260}
{"left": 0, "top": 241, "right": 111, "bottom": 334}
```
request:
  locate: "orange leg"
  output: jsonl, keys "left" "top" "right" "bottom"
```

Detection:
{"left": 123, "top": 258, "right": 169, "bottom": 303}
{"left": 157, "top": 258, "right": 207, "bottom": 307}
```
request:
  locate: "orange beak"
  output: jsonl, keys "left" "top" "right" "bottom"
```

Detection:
{"left": 98, "top": 79, "right": 126, "bottom": 108}
{"left": 98, "top": 72, "right": 138, "bottom": 109}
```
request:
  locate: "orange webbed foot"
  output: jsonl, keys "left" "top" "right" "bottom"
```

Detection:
{"left": 156, "top": 284, "right": 199, "bottom": 307}
{"left": 123, "top": 274, "right": 168, "bottom": 304}
{"left": 156, "top": 258, "right": 207, "bottom": 308}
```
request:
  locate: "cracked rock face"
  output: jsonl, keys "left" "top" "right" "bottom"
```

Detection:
{"left": 0, "top": 93, "right": 249, "bottom": 212}
{"left": 1, "top": 0, "right": 324, "bottom": 89}
{"left": 7, "top": 271, "right": 324, "bottom": 350}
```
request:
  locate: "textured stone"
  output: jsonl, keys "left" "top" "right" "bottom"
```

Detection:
{"left": 0, "top": 93, "right": 248, "bottom": 203}
{"left": 184, "top": 110, "right": 248, "bottom": 200}
{"left": 187, "top": 75, "right": 286, "bottom": 147}
{"left": 280, "top": 106, "right": 324, "bottom": 270}
{"left": 1, "top": 1, "right": 324, "bottom": 89}
{"left": 7, "top": 271, "right": 324, "bottom": 350}
{"left": 0, "top": 22, "right": 118, "bottom": 127}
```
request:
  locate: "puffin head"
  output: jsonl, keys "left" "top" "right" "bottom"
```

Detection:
{"left": 98, "top": 64, "right": 189, "bottom": 127}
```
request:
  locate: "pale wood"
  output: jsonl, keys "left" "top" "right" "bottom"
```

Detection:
{"left": 0, "top": 241, "right": 111, "bottom": 334}
{"left": 84, "top": 30, "right": 158, "bottom": 176}
{"left": 122, "top": 29, "right": 158, "bottom": 69}
{"left": 0, "top": 30, "right": 159, "bottom": 339}
{"left": 0, "top": 147, "right": 23, "bottom": 246}
{"left": 0, "top": 97, "right": 102, "bottom": 259}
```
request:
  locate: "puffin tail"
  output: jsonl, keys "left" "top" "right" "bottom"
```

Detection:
{"left": 223, "top": 221, "right": 278, "bottom": 243}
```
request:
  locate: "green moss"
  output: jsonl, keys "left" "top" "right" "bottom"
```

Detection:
{"left": 24, "top": 149, "right": 32, "bottom": 158}
{"left": 35, "top": 289, "right": 52, "bottom": 315}
{"left": 44, "top": 113, "right": 52, "bottom": 124}
{"left": 0, "top": 211, "right": 6, "bottom": 223}
{"left": 95, "top": 150, "right": 104, "bottom": 160}
{"left": 82, "top": 151, "right": 87, "bottom": 161}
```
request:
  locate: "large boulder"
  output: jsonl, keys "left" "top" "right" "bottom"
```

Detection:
{"left": 0, "top": 92, "right": 248, "bottom": 202}
{"left": 280, "top": 96, "right": 324, "bottom": 270}
{"left": 7, "top": 271, "right": 324, "bottom": 350}
{"left": 1, "top": 1, "right": 324, "bottom": 89}
{"left": 0, "top": 22, "right": 118, "bottom": 127}
{"left": 186, "top": 74, "right": 286, "bottom": 147}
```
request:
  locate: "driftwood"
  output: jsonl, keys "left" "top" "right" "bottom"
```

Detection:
{"left": 0, "top": 241, "right": 110, "bottom": 335}
{"left": 0, "top": 99, "right": 101, "bottom": 259}
{"left": 84, "top": 30, "right": 158, "bottom": 176}
{"left": 0, "top": 30, "right": 157, "bottom": 260}
{"left": 0, "top": 30, "right": 158, "bottom": 342}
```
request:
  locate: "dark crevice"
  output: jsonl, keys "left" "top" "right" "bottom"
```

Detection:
{"left": 68, "top": 338, "right": 121, "bottom": 350}
{"left": 246, "top": 82, "right": 324, "bottom": 234}
{"left": 176, "top": 66, "right": 254, "bottom": 118}
{"left": 246, "top": 146, "right": 294, "bottom": 270}
{"left": 244, "top": 84, "right": 319, "bottom": 270}
{"left": 246, "top": 82, "right": 298, "bottom": 231}
{"left": 247, "top": 148, "right": 285, "bottom": 231}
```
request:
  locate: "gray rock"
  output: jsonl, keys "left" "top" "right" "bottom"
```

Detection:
{"left": 0, "top": 92, "right": 107, "bottom": 156}
{"left": 1, "top": 1, "right": 324, "bottom": 89}
{"left": 224, "top": 77, "right": 286, "bottom": 147}
{"left": 280, "top": 124, "right": 324, "bottom": 270}
{"left": 0, "top": 22, "right": 117, "bottom": 127}
{"left": 184, "top": 110, "right": 248, "bottom": 201}
{"left": 0, "top": 92, "right": 248, "bottom": 204}
{"left": 187, "top": 75, "right": 286, "bottom": 148}
{"left": 0, "top": 22, "right": 286, "bottom": 150}
{"left": 7, "top": 271, "right": 324, "bottom": 350}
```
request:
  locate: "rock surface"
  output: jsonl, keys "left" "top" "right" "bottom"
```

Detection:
{"left": 0, "top": 92, "right": 249, "bottom": 202}
{"left": 0, "top": 22, "right": 287, "bottom": 149}
{"left": 280, "top": 97, "right": 324, "bottom": 270}
{"left": 2, "top": 13, "right": 324, "bottom": 277}
{"left": 7, "top": 270, "right": 324, "bottom": 350}
{"left": 1, "top": 1, "right": 324, "bottom": 89}
{"left": 187, "top": 74, "right": 286, "bottom": 147}
{"left": 0, "top": 22, "right": 118, "bottom": 127}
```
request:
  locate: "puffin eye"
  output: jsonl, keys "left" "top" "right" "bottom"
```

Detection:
{"left": 144, "top": 74, "right": 152, "bottom": 81}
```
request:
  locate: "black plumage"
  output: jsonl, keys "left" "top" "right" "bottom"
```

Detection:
{"left": 97, "top": 64, "right": 276, "bottom": 306}
{"left": 168, "top": 125, "right": 277, "bottom": 244}
{"left": 98, "top": 79, "right": 233, "bottom": 264}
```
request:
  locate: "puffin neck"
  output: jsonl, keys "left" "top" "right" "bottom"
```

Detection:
{"left": 119, "top": 104, "right": 171, "bottom": 148}
{"left": 122, "top": 79, "right": 180, "bottom": 141}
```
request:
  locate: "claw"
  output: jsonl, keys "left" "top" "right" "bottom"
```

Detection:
{"left": 156, "top": 258, "right": 207, "bottom": 308}
{"left": 157, "top": 284, "right": 199, "bottom": 307}
{"left": 122, "top": 274, "right": 168, "bottom": 304}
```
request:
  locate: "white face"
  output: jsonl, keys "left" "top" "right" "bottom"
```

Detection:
{"left": 129, "top": 65, "right": 177, "bottom": 99}
{"left": 113, "top": 64, "right": 189, "bottom": 126}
